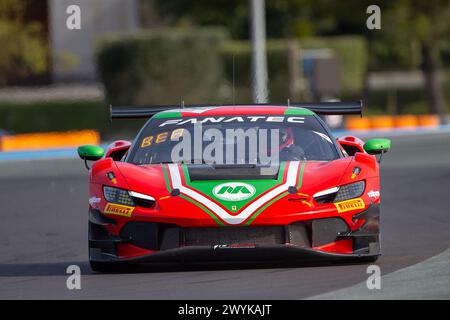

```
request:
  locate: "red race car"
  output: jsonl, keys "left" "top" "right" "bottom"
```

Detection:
{"left": 78, "top": 102, "right": 390, "bottom": 272}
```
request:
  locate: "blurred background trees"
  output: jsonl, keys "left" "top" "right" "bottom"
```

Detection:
{"left": 144, "top": 0, "right": 450, "bottom": 117}
{"left": 0, "top": 0, "right": 48, "bottom": 85}
{"left": 1, "top": 0, "right": 449, "bottom": 135}
{"left": 399, "top": 0, "right": 450, "bottom": 120}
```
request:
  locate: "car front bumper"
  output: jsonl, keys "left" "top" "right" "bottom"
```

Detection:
{"left": 89, "top": 203, "right": 381, "bottom": 264}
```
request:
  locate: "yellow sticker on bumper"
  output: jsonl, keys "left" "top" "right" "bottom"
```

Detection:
{"left": 104, "top": 203, "right": 134, "bottom": 217}
{"left": 334, "top": 198, "right": 365, "bottom": 213}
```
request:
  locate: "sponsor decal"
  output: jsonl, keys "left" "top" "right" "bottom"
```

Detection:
{"left": 368, "top": 190, "right": 380, "bottom": 199}
{"left": 167, "top": 161, "right": 301, "bottom": 225}
{"left": 88, "top": 196, "right": 101, "bottom": 206}
{"left": 141, "top": 129, "right": 184, "bottom": 148}
{"left": 159, "top": 116, "right": 305, "bottom": 127}
{"left": 213, "top": 182, "right": 256, "bottom": 201}
{"left": 334, "top": 198, "right": 365, "bottom": 213}
{"left": 104, "top": 203, "right": 134, "bottom": 217}
{"left": 213, "top": 244, "right": 256, "bottom": 249}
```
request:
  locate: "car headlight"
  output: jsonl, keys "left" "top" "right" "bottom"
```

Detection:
{"left": 103, "top": 186, "right": 156, "bottom": 208}
{"left": 103, "top": 186, "right": 135, "bottom": 206}
{"left": 313, "top": 181, "right": 365, "bottom": 203}
{"left": 128, "top": 191, "right": 155, "bottom": 208}
{"left": 313, "top": 187, "right": 340, "bottom": 204}
{"left": 333, "top": 181, "right": 365, "bottom": 202}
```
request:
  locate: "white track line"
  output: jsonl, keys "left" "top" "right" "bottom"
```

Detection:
{"left": 305, "top": 249, "right": 450, "bottom": 300}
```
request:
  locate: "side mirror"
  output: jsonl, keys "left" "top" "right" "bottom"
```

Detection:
{"left": 77, "top": 145, "right": 105, "bottom": 169}
{"left": 363, "top": 138, "right": 391, "bottom": 155}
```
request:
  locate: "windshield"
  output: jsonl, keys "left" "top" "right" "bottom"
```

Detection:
{"left": 127, "top": 114, "right": 339, "bottom": 165}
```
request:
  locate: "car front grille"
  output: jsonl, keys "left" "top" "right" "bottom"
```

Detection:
{"left": 184, "top": 226, "right": 285, "bottom": 246}
{"left": 119, "top": 218, "right": 350, "bottom": 251}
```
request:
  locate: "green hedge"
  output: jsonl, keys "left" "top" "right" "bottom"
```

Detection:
{"left": 0, "top": 101, "right": 107, "bottom": 134}
{"left": 358, "top": 37, "right": 449, "bottom": 72}
{"left": 97, "top": 29, "right": 368, "bottom": 105}
{"left": 0, "top": 101, "right": 150, "bottom": 140}
{"left": 370, "top": 40, "right": 420, "bottom": 72}
{"left": 97, "top": 28, "right": 229, "bottom": 105}
{"left": 298, "top": 36, "right": 368, "bottom": 93}
{"left": 220, "top": 40, "right": 293, "bottom": 103}
{"left": 440, "top": 42, "right": 450, "bottom": 68}
{"left": 220, "top": 37, "right": 368, "bottom": 101}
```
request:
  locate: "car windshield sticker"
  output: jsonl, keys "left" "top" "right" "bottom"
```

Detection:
{"left": 141, "top": 129, "right": 185, "bottom": 148}
{"left": 158, "top": 116, "right": 306, "bottom": 127}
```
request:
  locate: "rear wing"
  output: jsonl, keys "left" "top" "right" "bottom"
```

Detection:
{"left": 110, "top": 101, "right": 362, "bottom": 119}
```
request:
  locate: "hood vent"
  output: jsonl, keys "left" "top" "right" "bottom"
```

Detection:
{"left": 187, "top": 164, "right": 279, "bottom": 181}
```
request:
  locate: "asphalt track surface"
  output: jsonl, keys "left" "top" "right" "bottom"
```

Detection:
{"left": 0, "top": 133, "right": 449, "bottom": 299}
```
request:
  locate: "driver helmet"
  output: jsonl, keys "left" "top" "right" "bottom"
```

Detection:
{"left": 279, "top": 127, "right": 294, "bottom": 151}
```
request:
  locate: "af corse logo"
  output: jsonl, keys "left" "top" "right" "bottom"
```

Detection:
{"left": 213, "top": 182, "right": 256, "bottom": 201}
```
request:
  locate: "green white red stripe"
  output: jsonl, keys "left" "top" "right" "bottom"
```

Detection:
{"left": 167, "top": 161, "right": 302, "bottom": 225}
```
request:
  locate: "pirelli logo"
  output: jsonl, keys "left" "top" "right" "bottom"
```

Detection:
{"left": 334, "top": 198, "right": 365, "bottom": 213}
{"left": 104, "top": 203, "right": 134, "bottom": 217}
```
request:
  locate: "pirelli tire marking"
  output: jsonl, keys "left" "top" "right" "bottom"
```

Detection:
{"left": 334, "top": 198, "right": 365, "bottom": 213}
{"left": 104, "top": 203, "right": 134, "bottom": 217}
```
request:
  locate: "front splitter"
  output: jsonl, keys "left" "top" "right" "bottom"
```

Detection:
{"left": 96, "top": 244, "right": 379, "bottom": 265}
